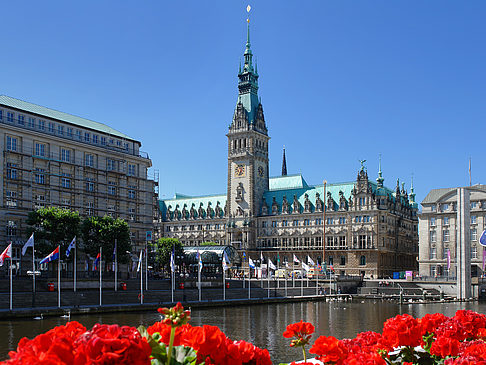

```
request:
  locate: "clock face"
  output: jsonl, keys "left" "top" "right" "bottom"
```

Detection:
{"left": 258, "top": 166, "right": 264, "bottom": 177}
{"left": 234, "top": 164, "right": 245, "bottom": 177}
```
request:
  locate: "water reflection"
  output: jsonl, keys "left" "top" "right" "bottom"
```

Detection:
{"left": 0, "top": 301, "right": 485, "bottom": 364}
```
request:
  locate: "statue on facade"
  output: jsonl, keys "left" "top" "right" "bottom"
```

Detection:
{"left": 166, "top": 205, "right": 172, "bottom": 220}
{"left": 215, "top": 201, "right": 222, "bottom": 217}
{"left": 271, "top": 197, "right": 279, "bottom": 215}
{"left": 181, "top": 204, "right": 188, "bottom": 219}
{"left": 198, "top": 203, "right": 205, "bottom": 219}
{"left": 304, "top": 193, "right": 311, "bottom": 213}
{"left": 190, "top": 203, "right": 196, "bottom": 219}
{"left": 206, "top": 202, "right": 213, "bottom": 218}
{"left": 315, "top": 192, "right": 323, "bottom": 212}
{"left": 292, "top": 195, "right": 300, "bottom": 214}
{"left": 282, "top": 196, "right": 289, "bottom": 214}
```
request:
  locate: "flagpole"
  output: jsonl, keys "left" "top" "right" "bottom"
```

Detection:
{"left": 223, "top": 267, "right": 226, "bottom": 301}
{"left": 145, "top": 241, "right": 148, "bottom": 291}
{"left": 115, "top": 239, "right": 117, "bottom": 292}
{"left": 140, "top": 250, "right": 143, "bottom": 304}
{"left": 9, "top": 256, "right": 12, "bottom": 311}
{"left": 260, "top": 252, "right": 263, "bottom": 290}
{"left": 248, "top": 257, "right": 251, "bottom": 300}
{"left": 292, "top": 257, "right": 295, "bottom": 288}
{"left": 267, "top": 256, "right": 270, "bottom": 298}
{"left": 171, "top": 269, "right": 174, "bottom": 303}
{"left": 99, "top": 247, "right": 102, "bottom": 306}
{"left": 32, "top": 235, "right": 36, "bottom": 305}
{"left": 301, "top": 258, "right": 304, "bottom": 297}
{"left": 285, "top": 265, "right": 288, "bottom": 297}
{"left": 74, "top": 239, "right": 77, "bottom": 293}
{"left": 316, "top": 259, "right": 319, "bottom": 296}
{"left": 198, "top": 262, "right": 201, "bottom": 302}
{"left": 58, "top": 246, "right": 61, "bottom": 308}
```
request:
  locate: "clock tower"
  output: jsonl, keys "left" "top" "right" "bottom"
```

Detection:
{"left": 226, "top": 20, "right": 269, "bottom": 249}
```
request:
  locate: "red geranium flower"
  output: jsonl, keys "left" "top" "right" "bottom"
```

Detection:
{"left": 310, "top": 335, "right": 347, "bottom": 363}
{"left": 382, "top": 313, "right": 422, "bottom": 347}
{"left": 283, "top": 320, "right": 315, "bottom": 347}
{"left": 419, "top": 312, "right": 448, "bottom": 336}
{"left": 4, "top": 321, "right": 86, "bottom": 365}
{"left": 73, "top": 323, "right": 151, "bottom": 365}
{"left": 430, "top": 336, "right": 461, "bottom": 357}
{"left": 147, "top": 322, "right": 192, "bottom": 346}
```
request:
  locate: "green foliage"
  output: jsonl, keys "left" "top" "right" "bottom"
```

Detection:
{"left": 26, "top": 207, "right": 80, "bottom": 258}
{"left": 151, "top": 238, "right": 184, "bottom": 272}
{"left": 200, "top": 242, "right": 218, "bottom": 246}
{"left": 137, "top": 325, "right": 199, "bottom": 365}
{"left": 80, "top": 215, "right": 131, "bottom": 264}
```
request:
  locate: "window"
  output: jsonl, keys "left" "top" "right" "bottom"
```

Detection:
{"left": 471, "top": 245, "right": 478, "bottom": 259}
{"left": 471, "top": 215, "right": 477, "bottom": 224}
{"left": 329, "top": 256, "right": 334, "bottom": 265}
{"left": 101, "top": 136, "right": 106, "bottom": 145}
{"left": 34, "top": 194, "right": 46, "bottom": 209}
{"left": 0, "top": 110, "right": 3, "bottom": 120}
{"left": 18, "top": 115, "right": 25, "bottom": 125}
{"left": 430, "top": 230, "right": 436, "bottom": 242}
{"left": 282, "top": 220, "right": 288, "bottom": 227}
{"left": 35, "top": 142, "right": 46, "bottom": 157}
{"left": 124, "top": 143, "right": 129, "bottom": 151}
{"left": 128, "top": 189, "right": 136, "bottom": 199}
{"left": 109, "top": 138, "right": 114, "bottom": 144}
{"left": 108, "top": 181, "right": 117, "bottom": 195}
{"left": 430, "top": 246, "right": 437, "bottom": 259}
{"left": 107, "top": 204, "right": 116, "bottom": 217}
{"left": 339, "top": 217, "right": 346, "bottom": 224}
{"left": 116, "top": 140, "right": 121, "bottom": 147}
{"left": 271, "top": 221, "right": 277, "bottom": 227}
{"left": 38, "top": 120, "right": 45, "bottom": 130}
{"left": 471, "top": 202, "right": 477, "bottom": 209}
{"left": 129, "top": 207, "right": 136, "bottom": 221}
{"left": 442, "top": 229, "right": 450, "bottom": 242}
{"left": 430, "top": 217, "right": 436, "bottom": 226}
{"left": 67, "top": 127, "right": 73, "bottom": 137}
{"left": 303, "top": 219, "right": 310, "bottom": 226}
{"left": 6, "top": 163, "right": 17, "bottom": 179}
{"left": 34, "top": 168, "right": 46, "bottom": 184}
{"left": 6, "top": 221, "right": 17, "bottom": 236}
{"left": 76, "top": 130, "right": 81, "bottom": 140}
{"left": 61, "top": 173, "right": 71, "bottom": 188}
{"left": 85, "top": 154, "right": 94, "bottom": 167}
{"left": 6, "top": 191, "right": 17, "bottom": 207}
{"left": 364, "top": 216, "right": 371, "bottom": 223}
{"left": 92, "top": 135, "right": 98, "bottom": 144}
{"left": 128, "top": 164, "right": 136, "bottom": 176}
{"left": 441, "top": 203, "right": 449, "bottom": 212}
{"left": 315, "top": 218, "right": 322, "bottom": 225}
{"left": 359, "top": 197, "right": 365, "bottom": 206}
{"left": 107, "top": 159, "right": 116, "bottom": 171}
{"left": 84, "top": 132, "right": 90, "bottom": 142}
{"left": 443, "top": 217, "right": 449, "bottom": 226}
{"left": 48, "top": 122, "right": 55, "bottom": 133}
{"left": 292, "top": 220, "right": 299, "bottom": 227}
{"left": 86, "top": 202, "right": 94, "bottom": 216}
{"left": 339, "top": 236, "right": 346, "bottom": 248}
{"left": 327, "top": 218, "right": 333, "bottom": 224}
{"left": 340, "top": 256, "right": 346, "bottom": 266}
{"left": 262, "top": 221, "right": 267, "bottom": 228}
{"left": 6, "top": 136, "right": 18, "bottom": 151}
{"left": 61, "top": 148, "right": 71, "bottom": 162}
{"left": 61, "top": 198, "right": 70, "bottom": 206}
{"left": 7, "top": 112, "right": 14, "bottom": 122}
{"left": 355, "top": 216, "right": 362, "bottom": 223}
{"left": 471, "top": 228, "right": 478, "bottom": 241}
{"left": 85, "top": 178, "right": 95, "bottom": 192}
{"left": 359, "top": 255, "right": 366, "bottom": 266}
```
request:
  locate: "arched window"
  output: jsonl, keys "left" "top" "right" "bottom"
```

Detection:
{"left": 359, "top": 255, "right": 366, "bottom": 266}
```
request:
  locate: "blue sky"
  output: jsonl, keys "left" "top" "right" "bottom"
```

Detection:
{"left": 2, "top": 1, "right": 485, "bottom": 206}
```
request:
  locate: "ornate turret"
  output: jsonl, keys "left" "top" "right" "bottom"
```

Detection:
{"left": 376, "top": 155, "right": 384, "bottom": 188}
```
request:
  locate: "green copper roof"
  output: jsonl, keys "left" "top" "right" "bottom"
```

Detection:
{"left": 159, "top": 194, "right": 227, "bottom": 219}
{"left": 0, "top": 95, "right": 135, "bottom": 141}
{"left": 269, "top": 174, "right": 309, "bottom": 191}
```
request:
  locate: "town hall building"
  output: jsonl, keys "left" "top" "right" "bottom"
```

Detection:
{"left": 158, "top": 22, "right": 419, "bottom": 278}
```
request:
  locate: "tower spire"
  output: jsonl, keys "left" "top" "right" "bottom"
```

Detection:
{"left": 282, "top": 146, "right": 287, "bottom": 176}
{"left": 410, "top": 174, "right": 416, "bottom": 202}
{"left": 376, "top": 154, "right": 384, "bottom": 187}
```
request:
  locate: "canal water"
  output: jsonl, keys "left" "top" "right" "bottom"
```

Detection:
{"left": 1, "top": 300, "right": 485, "bottom": 364}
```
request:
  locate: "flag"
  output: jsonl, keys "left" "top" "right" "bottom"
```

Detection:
{"left": 293, "top": 254, "right": 300, "bottom": 264}
{"left": 249, "top": 257, "right": 256, "bottom": 269}
{"left": 170, "top": 249, "right": 175, "bottom": 273}
{"left": 94, "top": 252, "right": 101, "bottom": 270}
{"left": 22, "top": 233, "right": 34, "bottom": 256}
{"left": 224, "top": 251, "right": 231, "bottom": 266}
{"left": 302, "top": 262, "right": 310, "bottom": 272}
{"left": 85, "top": 259, "right": 89, "bottom": 272}
{"left": 222, "top": 254, "right": 228, "bottom": 271}
{"left": 268, "top": 258, "right": 276, "bottom": 271}
{"left": 66, "top": 237, "right": 76, "bottom": 258}
{"left": 112, "top": 242, "right": 117, "bottom": 271}
{"left": 0, "top": 243, "right": 12, "bottom": 266}
{"left": 480, "top": 230, "right": 486, "bottom": 247}
{"left": 40, "top": 246, "right": 60, "bottom": 265}
{"left": 137, "top": 250, "right": 143, "bottom": 272}
{"left": 307, "top": 256, "right": 315, "bottom": 266}
{"left": 197, "top": 250, "right": 203, "bottom": 273}
{"left": 285, "top": 261, "right": 290, "bottom": 268}
{"left": 447, "top": 249, "right": 451, "bottom": 270}
{"left": 330, "top": 264, "right": 335, "bottom": 272}
{"left": 260, "top": 251, "right": 264, "bottom": 265}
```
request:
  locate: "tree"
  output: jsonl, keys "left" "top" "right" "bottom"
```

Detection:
{"left": 151, "top": 238, "right": 184, "bottom": 272}
{"left": 80, "top": 215, "right": 131, "bottom": 265}
{"left": 26, "top": 207, "right": 80, "bottom": 258}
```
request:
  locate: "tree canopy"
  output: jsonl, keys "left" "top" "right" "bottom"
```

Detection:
{"left": 80, "top": 215, "right": 131, "bottom": 264}
{"left": 26, "top": 207, "right": 80, "bottom": 258}
{"left": 151, "top": 238, "right": 184, "bottom": 272}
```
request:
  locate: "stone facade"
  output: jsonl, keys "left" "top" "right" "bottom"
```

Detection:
{"left": 158, "top": 24, "right": 419, "bottom": 278}
{"left": 0, "top": 95, "right": 157, "bottom": 271}
{"left": 419, "top": 185, "right": 486, "bottom": 278}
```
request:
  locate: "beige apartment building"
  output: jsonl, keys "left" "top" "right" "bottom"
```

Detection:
{"left": 419, "top": 185, "right": 486, "bottom": 278}
{"left": 0, "top": 95, "right": 157, "bottom": 271}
